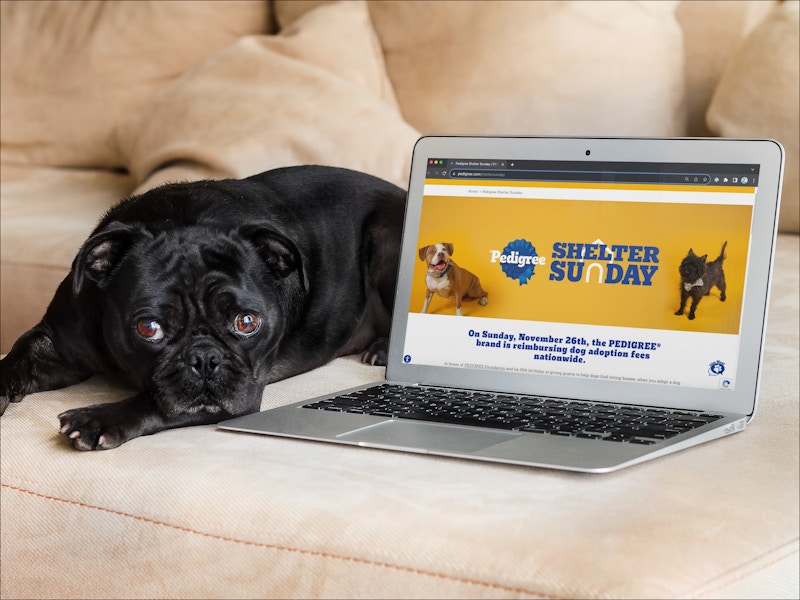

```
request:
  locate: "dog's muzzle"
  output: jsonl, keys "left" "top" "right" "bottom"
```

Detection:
{"left": 149, "top": 341, "right": 234, "bottom": 417}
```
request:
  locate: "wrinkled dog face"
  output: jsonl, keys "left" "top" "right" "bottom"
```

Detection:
{"left": 76, "top": 222, "right": 304, "bottom": 418}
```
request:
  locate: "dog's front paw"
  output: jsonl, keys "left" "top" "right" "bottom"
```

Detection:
{"left": 1, "top": 329, "right": 91, "bottom": 417}
{"left": 0, "top": 355, "right": 33, "bottom": 416}
{"left": 58, "top": 405, "right": 130, "bottom": 451}
{"left": 361, "top": 337, "right": 389, "bottom": 366}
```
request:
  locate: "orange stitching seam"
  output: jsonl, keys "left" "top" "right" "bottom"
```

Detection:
{"left": 684, "top": 541, "right": 799, "bottom": 599}
{"left": 2, "top": 483, "right": 554, "bottom": 599}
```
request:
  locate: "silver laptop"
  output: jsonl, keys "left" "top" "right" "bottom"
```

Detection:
{"left": 220, "top": 136, "right": 784, "bottom": 473}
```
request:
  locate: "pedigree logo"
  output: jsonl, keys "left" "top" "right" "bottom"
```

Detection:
{"left": 490, "top": 239, "right": 545, "bottom": 285}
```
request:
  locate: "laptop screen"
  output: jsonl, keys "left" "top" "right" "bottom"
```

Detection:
{"left": 400, "top": 157, "right": 760, "bottom": 394}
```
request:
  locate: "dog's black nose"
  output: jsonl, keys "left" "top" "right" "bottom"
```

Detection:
{"left": 187, "top": 345, "right": 222, "bottom": 378}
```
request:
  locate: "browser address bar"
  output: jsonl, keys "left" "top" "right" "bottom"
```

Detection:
{"left": 448, "top": 169, "right": 712, "bottom": 185}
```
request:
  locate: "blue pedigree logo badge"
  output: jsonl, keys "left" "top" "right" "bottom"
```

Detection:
{"left": 490, "top": 238, "right": 543, "bottom": 285}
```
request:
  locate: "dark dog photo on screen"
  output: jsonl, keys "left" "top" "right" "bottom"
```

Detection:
{"left": 0, "top": 166, "right": 406, "bottom": 450}
{"left": 674, "top": 241, "right": 728, "bottom": 321}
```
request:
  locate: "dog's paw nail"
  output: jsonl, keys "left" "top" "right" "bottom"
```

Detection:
{"left": 69, "top": 430, "right": 81, "bottom": 439}
{"left": 59, "top": 423, "right": 70, "bottom": 434}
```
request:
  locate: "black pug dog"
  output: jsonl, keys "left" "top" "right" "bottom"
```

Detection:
{"left": 674, "top": 241, "right": 728, "bottom": 320}
{"left": 0, "top": 166, "right": 405, "bottom": 450}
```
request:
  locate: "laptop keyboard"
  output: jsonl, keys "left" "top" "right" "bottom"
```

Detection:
{"left": 302, "top": 384, "right": 724, "bottom": 445}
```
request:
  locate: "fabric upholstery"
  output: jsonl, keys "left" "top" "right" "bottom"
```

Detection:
{"left": 1, "top": 1, "right": 798, "bottom": 598}
{"left": 278, "top": 1, "right": 687, "bottom": 138}
{"left": 0, "top": 165, "right": 133, "bottom": 352}
{"left": 112, "top": 1, "right": 418, "bottom": 193}
{"left": 676, "top": 0, "right": 776, "bottom": 136}
{"left": 706, "top": 0, "right": 800, "bottom": 233}
{"left": 0, "top": 1, "right": 269, "bottom": 169}
{"left": 371, "top": 0, "right": 686, "bottom": 137}
{"left": 1, "top": 235, "right": 797, "bottom": 599}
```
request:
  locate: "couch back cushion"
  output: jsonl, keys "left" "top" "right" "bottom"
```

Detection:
{"left": 706, "top": 0, "right": 800, "bottom": 233}
{"left": 0, "top": 0, "right": 269, "bottom": 169}
{"left": 676, "top": 0, "right": 776, "bottom": 137}
{"left": 277, "top": 1, "right": 686, "bottom": 137}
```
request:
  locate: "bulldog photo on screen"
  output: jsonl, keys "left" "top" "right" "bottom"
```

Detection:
{"left": 0, "top": 166, "right": 405, "bottom": 450}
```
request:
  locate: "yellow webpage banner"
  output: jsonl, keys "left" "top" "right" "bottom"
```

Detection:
{"left": 411, "top": 194, "right": 753, "bottom": 335}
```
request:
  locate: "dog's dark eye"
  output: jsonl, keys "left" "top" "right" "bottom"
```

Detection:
{"left": 233, "top": 312, "right": 260, "bottom": 337}
{"left": 136, "top": 319, "right": 164, "bottom": 342}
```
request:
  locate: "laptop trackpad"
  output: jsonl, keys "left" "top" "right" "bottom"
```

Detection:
{"left": 337, "top": 420, "right": 520, "bottom": 453}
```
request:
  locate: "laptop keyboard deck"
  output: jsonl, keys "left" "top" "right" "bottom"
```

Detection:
{"left": 302, "top": 384, "right": 723, "bottom": 445}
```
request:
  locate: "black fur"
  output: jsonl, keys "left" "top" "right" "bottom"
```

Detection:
{"left": 674, "top": 241, "right": 728, "bottom": 320}
{"left": 0, "top": 166, "right": 405, "bottom": 450}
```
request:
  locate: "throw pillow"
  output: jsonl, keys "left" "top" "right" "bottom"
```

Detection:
{"left": 112, "top": 0, "right": 418, "bottom": 193}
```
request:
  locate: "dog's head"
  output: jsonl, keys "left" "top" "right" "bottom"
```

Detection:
{"left": 71, "top": 220, "right": 307, "bottom": 418}
{"left": 419, "top": 243, "right": 454, "bottom": 274}
{"left": 678, "top": 248, "right": 707, "bottom": 282}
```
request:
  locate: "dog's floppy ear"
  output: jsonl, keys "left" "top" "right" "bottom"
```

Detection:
{"left": 240, "top": 224, "right": 308, "bottom": 292}
{"left": 444, "top": 243, "right": 454, "bottom": 256}
{"left": 418, "top": 246, "right": 429, "bottom": 261}
{"left": 72, "top": 221, "right": 146, "bottom": 295}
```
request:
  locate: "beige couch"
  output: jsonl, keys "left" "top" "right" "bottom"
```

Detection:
{"left": 1, "top": 1, "right": 798, "bottom": 598}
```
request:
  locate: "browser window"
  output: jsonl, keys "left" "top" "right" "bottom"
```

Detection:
{"left": 402, "top": 159, "right": 760, "bottom": 391}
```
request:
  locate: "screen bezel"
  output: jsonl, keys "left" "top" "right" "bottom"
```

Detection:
{"left": 386, "top": 136, "right": 784, "bottom": 418}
